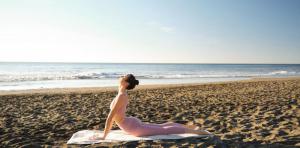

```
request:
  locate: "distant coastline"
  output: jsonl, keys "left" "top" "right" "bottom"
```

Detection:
{"left": 1, "top": 61, "right": 300, "bottom": 65}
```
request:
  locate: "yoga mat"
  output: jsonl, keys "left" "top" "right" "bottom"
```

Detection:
{"left": 67, "top": 130, "right": 212, "bottom": 144}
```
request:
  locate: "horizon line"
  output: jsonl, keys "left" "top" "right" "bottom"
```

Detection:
{"left": 0, "top": 61, "right": 300, "bottom": 65}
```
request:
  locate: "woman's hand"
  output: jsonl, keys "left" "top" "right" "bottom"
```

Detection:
{"left": 89, "top": 133, "right": 105, "bottom": 140}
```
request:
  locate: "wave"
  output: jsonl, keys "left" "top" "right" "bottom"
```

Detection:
{"left": 268, "top": 70, "right": 295, "bottom": 75}
{"left": 0, "top": 72, "right": 124, "bottom": 82}
{"left": 0, "top": 70, "right": 298, "bottom": 82}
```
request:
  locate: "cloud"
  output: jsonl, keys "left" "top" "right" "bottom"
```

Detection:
{"left": 146, "top": 21, "right": 175, "bottom": 33}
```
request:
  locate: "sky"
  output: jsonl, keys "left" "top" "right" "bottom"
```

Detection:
{"left": 0, "top": 0, "right": 299, "bottom": 64}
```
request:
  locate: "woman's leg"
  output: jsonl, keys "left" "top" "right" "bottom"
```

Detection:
{"left": 132, "top": 123, "right": 186, "bottom": 137}
{"left": 147, "top": 122, "right": 182, "bottom": 127}
{"left": 171, "top": 123, "right": 210, "bottom": 135}
{"left": 157, "top": 122, "right": 200, "bottom": 130}
{"left": 157, "top": 122, "right": 209, "bottom": 135}
{"left": 132, "top": 122, "right": 212, "bottom": 137}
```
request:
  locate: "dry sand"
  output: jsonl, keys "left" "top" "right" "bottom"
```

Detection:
{"left": 0, "top": 77, "right": 299, "bottom": 147}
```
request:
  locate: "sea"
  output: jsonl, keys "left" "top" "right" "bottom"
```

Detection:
{"left": 0, "top": 62, "right": 300, "bottom": 91}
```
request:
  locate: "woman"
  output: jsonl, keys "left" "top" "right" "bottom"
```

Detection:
{"left": 90, "top": 74, "right": 211, "bottom": 140}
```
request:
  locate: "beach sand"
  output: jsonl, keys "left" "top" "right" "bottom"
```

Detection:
{"left": 0, "top": 77, "right": 299, "bottom": 147}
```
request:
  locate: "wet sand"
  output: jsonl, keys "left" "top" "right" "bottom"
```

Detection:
{"left": 0, "top": 77, "right": 299, "bottom": 147}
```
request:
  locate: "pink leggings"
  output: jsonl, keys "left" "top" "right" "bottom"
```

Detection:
{"left": 117, "top": 117, "right": 187, "bottom": 137}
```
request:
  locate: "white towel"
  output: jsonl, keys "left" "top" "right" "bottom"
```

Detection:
{"left": 67, "top": 130, "right": 212, "bottom": 144}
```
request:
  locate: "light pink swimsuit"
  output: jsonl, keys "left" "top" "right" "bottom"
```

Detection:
{"left": 110, "top": 93, "right": 186, "bottom": 137}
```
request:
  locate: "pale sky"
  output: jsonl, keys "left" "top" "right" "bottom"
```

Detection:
{"left": 0, "top": 0, "right": 299, "bottom": 64}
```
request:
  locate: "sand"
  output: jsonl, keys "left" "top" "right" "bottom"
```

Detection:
{"left": 0, "top": 77, "right": 299, "bottom": 147}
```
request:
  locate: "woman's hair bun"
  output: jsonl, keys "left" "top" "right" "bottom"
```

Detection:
{"left": 126, "top": 74, "right": 139, "bottom": 90}
{"left": 135, "top": 80, "right": 139, "bottom": 85}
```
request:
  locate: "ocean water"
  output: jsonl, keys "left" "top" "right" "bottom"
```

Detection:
{"left": 0, "top": 62, "right": 300, "bottom": 90}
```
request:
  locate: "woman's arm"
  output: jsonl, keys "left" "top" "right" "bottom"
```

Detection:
{"left": 102, "top": 94, "right": 126, "bottom": 139}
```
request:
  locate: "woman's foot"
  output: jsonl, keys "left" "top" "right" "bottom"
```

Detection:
{"left": 183, "top": 124, "right": 200, "bottom": 130}
{"left": 185, "top": 128, "right": 213, "bottom": 136}
{"left": 201, "top": 130, "right": 213, "bottom": 136}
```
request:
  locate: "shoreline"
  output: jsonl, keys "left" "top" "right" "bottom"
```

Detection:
{"left": 1, "top": 76, "right": 300, "bottom": 96}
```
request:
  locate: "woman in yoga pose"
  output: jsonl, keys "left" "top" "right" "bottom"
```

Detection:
{"left": 90, "top": 74, "right": 211, "bottom": 140}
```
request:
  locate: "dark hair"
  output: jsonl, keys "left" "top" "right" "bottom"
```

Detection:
{"left": 125, "top": 74, "right": 139, "bottom": 90}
